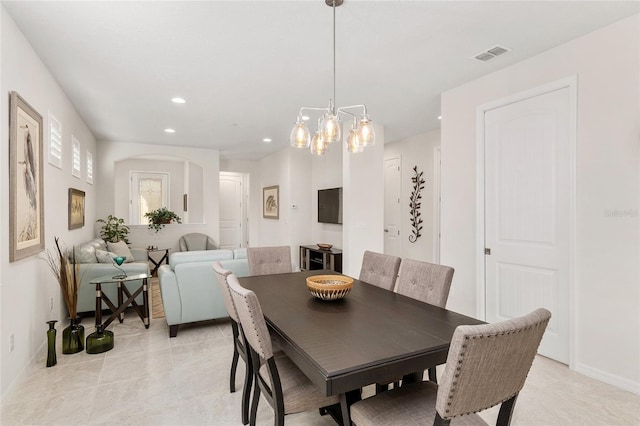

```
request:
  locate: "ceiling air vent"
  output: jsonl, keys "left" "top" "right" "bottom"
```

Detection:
{"left": 473, "top": 45, "right": 511, "bottom": 62}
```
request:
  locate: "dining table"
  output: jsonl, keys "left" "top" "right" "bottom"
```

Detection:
{"left": 239, "top": 269, "right": 485, "bottom": 425}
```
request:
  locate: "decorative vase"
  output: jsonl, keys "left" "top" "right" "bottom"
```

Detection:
{"left": 86, "top": 324, "right": 114, "bottom": 354}
{"left": 46, "top": 320, "right": 57, "bottom": 367}
{"left": 62, "top": 316, "right": 85, "bottom": 354}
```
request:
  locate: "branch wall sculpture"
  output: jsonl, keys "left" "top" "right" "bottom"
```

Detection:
{"left": 409, "top": 165, "right": 426, "bottom": 243}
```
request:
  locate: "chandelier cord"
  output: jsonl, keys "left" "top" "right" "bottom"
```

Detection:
{"left": 332, "top": 0, "right": 336, "bottom": 114}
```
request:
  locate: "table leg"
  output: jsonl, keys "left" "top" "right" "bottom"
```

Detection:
{"left": 117, "top": 280, "right": 124, "bottom": 323}
{"left": 95, "top": 283, "right": 102, "bottom": 327}
{"left": 143, "top": 277, "right": 150, "bottom": 328}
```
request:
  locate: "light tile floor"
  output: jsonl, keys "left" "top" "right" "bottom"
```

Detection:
{"left": 1, "top": 315, "right": 639, "bottom": 425}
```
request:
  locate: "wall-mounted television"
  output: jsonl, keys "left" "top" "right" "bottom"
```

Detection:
{"left": 318, "top": 187, "right": 343, "bottom": 224}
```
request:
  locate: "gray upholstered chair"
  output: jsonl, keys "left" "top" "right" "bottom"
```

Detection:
{"left": 379, "top": 259, "right": 454, "bottom": 390}
{"left": 359, "top": 251, "right": 401, "bottom": 291}
{"left": 351, "top": 308, "right": 551, "bottom": 426}
{"left": 247, "top": 246, "right": 292, "bottom": 276}
{"left": 213, "top": 262, "right": 252, "bottom": 425}
{"left": 225, "top": 273, "right": 343, "bottom": 425}
{"left": 178, "top": 233, "right": 217, "bottom": 251}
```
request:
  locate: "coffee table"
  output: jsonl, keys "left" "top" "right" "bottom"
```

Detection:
{"left": 88, "top": 273, "right": 152, "bottom": 353}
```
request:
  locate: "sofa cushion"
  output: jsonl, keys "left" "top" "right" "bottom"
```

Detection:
{"left": 73, "top": 238, "right": 107, "bottom": 263}
{"left": 96, "top": 249, "right": 118, "bottom": 263}
{"left": 169, "top": 250, "right": 233, "bottom": 270}
{"left": 107, "top": 241, "right": 134, "bottom": 263}
{"left": 233, "top": 248, "right": 247, "bottom": 259}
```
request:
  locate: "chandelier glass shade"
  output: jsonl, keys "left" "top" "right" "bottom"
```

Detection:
{"left": 289, "top": 0, "right": 375, "bottom": 155}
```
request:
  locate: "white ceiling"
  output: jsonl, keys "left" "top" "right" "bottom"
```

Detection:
{"left": 4, "top": 1, "right": 639, "bottom": 161}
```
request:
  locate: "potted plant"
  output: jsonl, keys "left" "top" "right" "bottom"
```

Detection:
{"left": 96, "top": 215, "right": 130, "bottom": 244}
{"left": 144, "top": 207, "right": 182, "bottom": 233}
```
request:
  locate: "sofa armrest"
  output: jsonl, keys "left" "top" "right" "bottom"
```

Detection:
{"left": 158, "top": 265, "right": 181, "bottom": 326}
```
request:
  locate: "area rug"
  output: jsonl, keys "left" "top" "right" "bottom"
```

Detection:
{"left": 150, "top": 277, "right": 165, "bottom": 318}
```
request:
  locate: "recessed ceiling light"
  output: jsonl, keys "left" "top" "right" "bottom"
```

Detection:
{"left": 301, "top": 115, "right": 310, "bottom": 121}
{"left": 263, "top": 138, "right": 272, "bottom": 143}
{"left": 164, "top": 128, "right": 176, "bottom": 133}
{"left": 171, "top": 97, "right": 186, "bottom": 104}
{"left": 438, "top": 115, "right": 442, "bottom": 120}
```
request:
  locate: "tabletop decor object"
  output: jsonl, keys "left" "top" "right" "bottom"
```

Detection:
{"left": 112, "top": 256, "right": 127, "bottom": 279}
{"left": 317, "top": 243, "right": 333, "bottom": 250}
{"left": 306, "top": 274, "right": 354, "bottom": 301}
{"left": 408, "top": 165, "right": 425, "bottom": 243}
{"left": 46, "top": 320, "right": 57, "bottom": 367}
{"left": 44, "top": 237, "right": 83, "bottom": 354}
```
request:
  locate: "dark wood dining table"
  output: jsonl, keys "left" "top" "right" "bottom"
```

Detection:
{"left": 239, "top": 270, "right": 485, "bottom": 425}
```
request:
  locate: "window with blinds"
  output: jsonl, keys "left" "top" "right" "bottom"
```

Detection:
{"left": 72, "top": 136, "right": 81, "bottom": 178}
{"left": 48, "top": 113, "right": 62, "bottom": 168}
{"left": 86, "top": 151, "right": 93, "bottom": 184}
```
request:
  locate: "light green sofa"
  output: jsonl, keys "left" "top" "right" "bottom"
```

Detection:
{"left": 74, "top": 238, "right": 150, "bottom": 315}
{"left": 157, "top": 248, "right": 249, "bottom": 337}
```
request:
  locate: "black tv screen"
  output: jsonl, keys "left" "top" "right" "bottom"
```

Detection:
{"left": 318, "top": 187, "right": 343, "bottom": 224}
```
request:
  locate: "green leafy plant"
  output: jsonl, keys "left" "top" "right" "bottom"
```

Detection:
{"left": 96, "top": 215, "right": 130, "bottom": 244}
{"left": 144, "top": 207, "right": 182, "bottom": 233}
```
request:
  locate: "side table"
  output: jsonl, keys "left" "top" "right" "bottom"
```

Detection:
{"left": 148, "top": 247, "right": 170, "bottom": 276}
{"left": 87, "top": 273, "right": 151, "bottom": 353}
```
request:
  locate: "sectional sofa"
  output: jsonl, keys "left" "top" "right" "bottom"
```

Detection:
{"left": 157, "top": 248, "right": 249, "bottom": 337}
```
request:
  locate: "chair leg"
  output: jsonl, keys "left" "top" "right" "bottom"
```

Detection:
{"left": 230, "top": 347, "right": 239, "bottom": 393}
{"left": 428, "top": 367, "right": 437, "bottom": 383}
{"left": 434, "top": 412, "right": 451, "bottom": 426}
{"left": 496, "top": 394, "right": 518, "bottom": 426}
{"left": 249, "top": 375, "right": 260, "bottom": 426}
{"left": 241, "top": 349, "right": 253, "bottom": 425}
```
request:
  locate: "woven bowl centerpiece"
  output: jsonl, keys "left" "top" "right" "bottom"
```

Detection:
{"left": 306, "top": 275, "right": 354, "bottom": 301}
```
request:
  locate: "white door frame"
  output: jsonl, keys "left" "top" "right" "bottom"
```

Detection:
{"left": 475, "top": 76, "right": 577, "bottom": 368}
{"left": 433, "top": 146, "right": 441, "bottom": 264}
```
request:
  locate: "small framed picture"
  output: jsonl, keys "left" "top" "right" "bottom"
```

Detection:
{"left": 263, "top": 185, "right": 279, "bottom": 219}
{"left": 68, "top": 188, "right": 85, "bottom": 230}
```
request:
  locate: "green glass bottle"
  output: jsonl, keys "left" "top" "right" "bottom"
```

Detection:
{"left": 46, "top": 320, "right": 57, "bottom": 367}
{"left": 62, "top": 316, "right": 85, "bottom": 354}
{"left": 86, "top": 324, "right": 114, "bottom": 354}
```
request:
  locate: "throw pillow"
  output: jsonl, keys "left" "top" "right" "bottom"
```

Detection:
{"left": 95, "top": 249, "right": 118, "bottom": 264}
{"left": 73, "top": 243, "right": 98, "bottom": 263}
{"left": 106, "top": 240, "right": 134, "bottom": 263}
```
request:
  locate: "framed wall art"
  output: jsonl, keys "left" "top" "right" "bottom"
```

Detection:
{"left": 68, "top": 188, "right": 85, "bottom": 230}
{"left": 9, "top": 91, "right": 45, "bottom": 262}
{"left": 262, "top": 185, "right": 279, "bottom": 219}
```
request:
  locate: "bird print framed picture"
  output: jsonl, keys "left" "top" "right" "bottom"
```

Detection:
{"left": 262, "top": 185, "right": 279, "bottom": 219}
{"left": 9, "top": 91, "right": 44, "bottom": 262}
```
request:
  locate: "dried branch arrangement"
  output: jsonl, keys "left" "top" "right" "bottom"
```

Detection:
{"left": 44, "top": 237, "right": 80, "bottom": 318}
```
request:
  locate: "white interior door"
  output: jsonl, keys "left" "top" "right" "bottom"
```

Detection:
{"left": 384, "top": 156, "right": 401, "bottom": 256}
{"left": 219, "top": 172, "right": 244, "bottom": 249}
{"left": 484, "top": 86, "right": 572, "bottom": 364}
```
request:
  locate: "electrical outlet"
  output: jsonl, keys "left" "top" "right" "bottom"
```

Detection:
{"left": 50, "top": 297, "right": 54, "bottom": 311}
{"left": 9, "top": 333, "right": 14, "bottom": 352}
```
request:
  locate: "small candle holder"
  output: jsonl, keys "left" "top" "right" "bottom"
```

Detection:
{"left": 112, "top": 256, "right": 127, "bottom": 279}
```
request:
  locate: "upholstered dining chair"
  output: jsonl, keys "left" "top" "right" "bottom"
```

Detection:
{"left": 178, "top": 232, "right": 217, "bottom": 251}
{"left": 213, "top": 262, "right": 252, "bottom": 425}
{"left": 375, "top": 259, "right": 455, "bottom": 392}
{"left": 351, "top": 308, "right": 552, "bottom": 426}
{"left": 247, "top": 246, "right": 292, "bottom": 276}
{"left": 359, "top": 251, "right": 401, "bottom": 291}
{"left": 226, "top": 273, "right": 344, "bottom": 426}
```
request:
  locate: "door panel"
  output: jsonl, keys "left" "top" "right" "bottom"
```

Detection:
{"left": 485, "top": 87, "right": 570, "bottom": 363}
{"left": 219, "top": 173, "right": 243, "bottom": 249}
{"left": 384, "top": 157, "right": 401, "bottom": 256}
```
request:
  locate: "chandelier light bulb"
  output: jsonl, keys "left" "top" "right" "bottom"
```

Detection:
{"left": 321, "top": 113, "right": 342, "bottom": 144}
{"left": 310, "top": 131, "right": 327, "bottom": 156}
{"left": 290, "top": 119, "right": 311, "bottom": 148}
{"left": 346, "top": 127, "right": 363, "bottom": 153}
{"left": 358, "top": 115, "right": 375, "bottom": 146}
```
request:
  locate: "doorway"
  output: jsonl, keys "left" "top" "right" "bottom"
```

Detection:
{"left": 479, "top": 78, "right": 576, "bottom": 364}
{"left": 219, "top": 172, "right": 248, "bottom": 249}
{"left": 384, "top": 156, "right": 401, "bottom": 257}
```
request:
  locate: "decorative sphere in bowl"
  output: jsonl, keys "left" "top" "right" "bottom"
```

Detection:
{"left": 306, "top": 275, "right": 354, "bottom": 301}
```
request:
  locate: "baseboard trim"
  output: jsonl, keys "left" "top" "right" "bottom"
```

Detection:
{"left": 1, "top": 341, "right": 47, "bottom": 404}
{"left": 575, "top": 362, "right": 640, "bottom": 395}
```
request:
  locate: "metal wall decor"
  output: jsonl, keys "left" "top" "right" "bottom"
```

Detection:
{"left": 408, "top": 165, "right": 425, "bottom": 243}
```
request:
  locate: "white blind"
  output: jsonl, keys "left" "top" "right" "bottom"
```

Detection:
{"left": 72, "top": 136, "right": 81, "bottom": 178}
{"left": 86, "top": 151, "right": 93, "bottom": 184}
{"left": 48, "top": 113, "right": 62, "bottom": 168}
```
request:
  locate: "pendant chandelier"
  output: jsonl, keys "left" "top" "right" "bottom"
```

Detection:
{"left": 289, "top": 0, "right": 375, "bottom": 156}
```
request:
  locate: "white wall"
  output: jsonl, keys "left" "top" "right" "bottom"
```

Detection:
{"left": 311, "top": 141, "right": 343, "bottom": 248}
{"left": 441, "top": 14, "right": 639, "bottom": 393}
{"left": 384, "top": 129, "right": 440, "bottom": 262}
{"left": 1, "top": 7, "right": 98, "bottom": 399}
{"left": 96, "top": 141, "right": 220, "bottom": 254}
